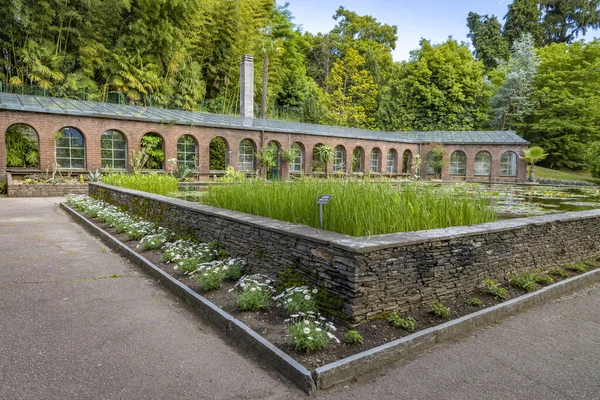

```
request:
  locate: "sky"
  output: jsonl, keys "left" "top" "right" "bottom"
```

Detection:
{"left": 283, "top": 0, "right": 599, "bottom": 61}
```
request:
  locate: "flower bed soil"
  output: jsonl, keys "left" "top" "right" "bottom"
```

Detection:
{"left": 86, "top": 213, "right": 599, "bottom": 370}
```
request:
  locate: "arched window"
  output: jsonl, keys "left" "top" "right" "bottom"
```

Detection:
{"left": 141, "top": 132, "right": 164, "bottom": 169}
{"left": 56, "top": 127, "right": 85, "bottom": 169}
{"left": 333, "top": 145, "right": 346, "bottom": 173}
{"left": 426, "top": 152, "right": 436, "bottom": 175}
{"left": 402, "top": 150, "right": 413, "bottom": 174}
{"left": 387, "top": 150, "right": 397, "bottom": 174}
{"left": 352, "top": 147, "right": 364, "bottom": 173}
{"left": 177, "top": 135, "right": 197, "bottom": 170}
{"left": 238, "top": 139, "right": 255, "bottom": 172}
{"left": 450, "top": 151, "right": 467, "bottom": 176}
{"left": 5, "top": 124, "right": 40, "bottom": 168}
{"left": 370, "top": 148, "right": 380, "bottom": 173}
{"left": 500, "top": 151, "right": 518, "bottom": 176}
{"left": 101, "top": 130, "right": 127, "bottom": 169}
{"left": 290, "top": 142, "right": 303, "bottom": 173}
{"left": 474, "top": 151, "right": 492, "bottom": 176}
{"left": 209, "top": 137, "right": 228, "bottom": 170}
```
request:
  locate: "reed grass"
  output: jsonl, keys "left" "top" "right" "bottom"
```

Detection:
{"left": 102, "top": 173, "right": 179, "bottom": 196}
{"left": 202, "top": 179, "right": 497, "bottom": 236}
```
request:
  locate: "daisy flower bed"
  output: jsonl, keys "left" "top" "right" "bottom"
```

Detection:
{"left": 66, "top": 194, "right": 600, "bottom": 370}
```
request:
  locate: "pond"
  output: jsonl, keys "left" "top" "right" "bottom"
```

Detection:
{"left": 174, "top": 181, "right": 600, "bottom": 220}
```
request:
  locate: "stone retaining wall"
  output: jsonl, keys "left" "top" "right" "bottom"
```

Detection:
{"left": 89, "top": 182, "right": 600, "bottom": 323}
{"left": 9, "top": 183, "right": 88, "bottom": 197}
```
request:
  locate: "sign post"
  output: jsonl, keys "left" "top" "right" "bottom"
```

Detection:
{"left": 317, "top": 195, "right": 333, "bottom": 230}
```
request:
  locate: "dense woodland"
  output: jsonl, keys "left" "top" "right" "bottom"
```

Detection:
{"left": 1, "top": 0, "right": 600, "bottom": 173}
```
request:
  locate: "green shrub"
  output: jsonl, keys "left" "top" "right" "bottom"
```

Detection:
{"left": 510, "top": 273, "right": 536, "bottom": 292}
{"left": 531, "top": 273, "right": 554, "bottom": 286}
{"left": 483, "top": 279, "right": 507, "bottom": 299}
{"left": 192, "top": 265, "right": 226, "bottom": 292}
{"left": 274, "top": 286, "right": 319, "bottom": 315}
{"left": 565, "top": 263, "right": 589, "bottom": 273}
{"left": 286, "top": 314, "right": 339, "bottom": 352}
{"left": 344, "top": 330, "right": 364, "bottom": 345}
{"left": 466, "top": 297, "right": 484, "bottom": 307}
{"left": 430, "top": 302, "right": 451, "bottom": 318}
{"left": 102, "top": 173, "right": 178, "bottom": 196}
{"left": 138, "top": 228, "right": 173, "bottom": 251}
{"left": 388, "top": 314, "right": 417, "bottom": 331}
{"left": 548, "top": 267, "right": 569, "bottom": 278}
{"left": 126, "top": 221, "right": 156, "bottom": 240}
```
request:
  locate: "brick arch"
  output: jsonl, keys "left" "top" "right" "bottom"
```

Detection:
{"left": 289, "top": 141, "right": 306, "bottom": 174}
{"left": 385, "top": 148, "right": 399, "bottom": 174}
{"left": 140, "top": 131, "right": 166, "bottom": 170}
{"left": 208, "top": 136, "right": 230, "bottom": 171}
{"left": 55, "top": 126, "right": 87, "bottom": 170}
{"left": 333, "top": 144, "right": 347, "bottom": 174}
{"left": 368, "top": 147, "right": 382, "bottom": 173}
{"left": 3, "top": 123, "right": 41, "bottom": 169}
{"left": 351, "top": 145, "right": 365, "bottom": 173}
{"left": 100, "top": 129, "right": 128, "bottom": 170}
{"left": 237, "top": 138, "right": 257, "bottom": 172}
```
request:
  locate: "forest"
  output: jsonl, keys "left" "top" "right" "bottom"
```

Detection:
{"left": 1, "top": 0, "right": 599, "bottom": 174}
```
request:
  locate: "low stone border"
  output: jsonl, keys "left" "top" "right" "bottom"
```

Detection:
{"left": 60, "top": 203, "right": 316, "bottom": 395}
{"left": 62, "top": 201, "right": 600, "bottom": 393}
{"left": 313, "top": 266, "right": 600, "bottom": 389}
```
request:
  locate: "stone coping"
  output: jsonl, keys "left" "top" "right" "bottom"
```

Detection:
{"left": 91, "top": 182, "right": 600, "bottom": 253}
{"left": 60, "top": 202, "right": 316, "bottom": 394}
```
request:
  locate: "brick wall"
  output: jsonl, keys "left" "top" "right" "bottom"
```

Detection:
{"left": 90, "top": 183, "right": 600, "bottom": 324}
{"left": 1, "top": 110, "right": 527, "bottom": 182}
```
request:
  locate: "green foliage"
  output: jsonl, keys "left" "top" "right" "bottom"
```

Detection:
{"left": 344, "top": 330, "right": 364, "bottom": 344}
{"left": 466, "top": 297, "right": 484, "bottom": 307}
{"left": 256, "top": 143, "right": 279, "bottom": 174}
{"left": 0, "top": 183, "right": 6, "bottom": 195}
{"left": 467, "top": 12, "right": 510, "bottom": 70}
{"left": 430, "top": 302, "right": 451, "bottom": 319}
{"left": 426, "top": 143, "right": 447, "bottom": 179}
{"left": 141, "top": 133, "right": 164, "bottom": 169}
{"left": 217, "top": 166, "right": 246, "bottom": 183}
{"left": 378, "top": 39, "right": 491, "bottom": 131}
{"left": 521, "top": 146, "right": 548, "bottom": 181}
{"left": 287, "top": 314, "right": 338, "bottom": 352}
{"left": 130, "top": 150, "right": 149, "bottom": 175}
{"left": 388, "top": 314, "right": 417, "bottom": 331}
{"left": 483, "top": 279, "right": 508, "bottom": 299}
{"left": 235, "top": 274, "right": 274, "bottom": 311}
{"left": 503, "top": 0, "right": 544, "bottom": 47}
{"left": 202, "top": 179, "right": 497, "bottom": 237}
{"left": 565, "top": 263, "right": 589, "bottom": 273}
{"left": 519, "top": 41, "right": 600, "bottom": 170}
{"left": 587, "top": 142, "right": 600, "bottom": 179}
{"left": 510, "top": 273, "right": 536, "bottom": 292}
{"left": 274, "top": 286, "right": 319, "bottom": 315}
{"left": 102, "top": 173, "right": 179, "bottom": 196}
{"left": 193, "top": 267, "right": 226, "bottom": 292}
{"left": 313, "top": 144, "right": 334, "bottom": 175}
{"left": 5, "top": 124, "right": 39, "bottom": 168}
{"left": 548, "top": 267, "right": 569, "bottom": 278}
{"left": 88, "top": 169, "right": 102, "bottom": 182}
{"left": 209, "top": 137, "right": 227, "bottom": 171}
{"left": 532, "top": 273, "right": 554, "bottom": 286}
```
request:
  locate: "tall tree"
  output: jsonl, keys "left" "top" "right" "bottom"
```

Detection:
{"left": 503, "top": 0, "right": 545, "bottom": 46}
{"left": 322, "top": 48, "right": 378, "bottom": 129}
{"left": 378, "top": 39, "right": 491, "bottom": 131}
{"left": 541, "top": 0, "right": 600, "bottom": 44}
{"left": 467, "top": 12, "right": 510, "bottom": 70}
{"left": 490, "top": 33, "right": 540, "bottom": 130}
{"left": 520, "top": 40, "right": 600, "bottom": 169}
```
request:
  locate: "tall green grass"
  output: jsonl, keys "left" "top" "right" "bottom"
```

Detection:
{"left": 102, "top": 173, "right": 179, "bottom": 196}
{"left": 202, "top": 179, "right": 497, "bottom": 236}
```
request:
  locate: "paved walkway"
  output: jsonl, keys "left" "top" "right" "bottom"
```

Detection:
{"left": 1, "top": 197, "right": 599, "bottom": 400}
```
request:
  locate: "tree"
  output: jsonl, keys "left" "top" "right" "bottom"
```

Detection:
{"left": 322, "top": 48, "right": 378, "bottom": 129}
{"left": 467, "top": 12, "right": 510, "bottom": 70}
{"left": 427, "top": 143, "right": 447, "bottom": 179}
{"left": 490, "top": 33, "right": 540, "bottom": 130}
{"left": 519, "top": 40, "right": 600, "bottom": 169}
{"left": 521, "top": 146, "right": 548, "bottom": 181}
{"left": 586, "top": 141, "right": 600, "bottom": 179}
{"left": 541, "top": 0, "right": 600, "bottom": 44}
{"left": 378, "top": 39, "right": 491, "bottom": 131}
{"left": 503, "top": 0, "right": 545, "bottom": 47}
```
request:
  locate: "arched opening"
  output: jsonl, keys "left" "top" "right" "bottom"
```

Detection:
{"left": 312, "top": 143, "right": 326, "bottom": 173}
{"left": 209, "top": 137, "right": 228, "bottom": 171}
{"left": 426, "top": 151, "right": 442, "bottom": 178}
{"left": 402, "top": 150, "right": 413, "bottom": 174}
{"left": 386, "top": 149, "right": 397, "bottom": 174}
{"left": 141, "top": 132, "right": 164, "bottom": 170}
{"left": 500, "top": 151, "right": 518, "bottom": 177}
{"left": 370, "top": 148, "right": 381, "bottom": 173}
{"left": 266, "top": 140, "right": 281, "bottom": 180}
{"left": 289, "top": 142, "right": 304, "bottom": 174}
{"left": 351, "top": 146, "right": 364, "bottom": 173}
{"left": 450, "top": 151, "right": 467, "bottom": 176}
{"left": 56, "top": 127, "right": 85, "bottom": 169}
{"left": 177, "top": 135, "right": 198, "bottom": 171}
{"left": 333, "top": 145, "right": 346, "bottom": 174}
{"left": 238, "top": 138, "right": 256, "bottom": 172}
{"left": 5, "top": 123, "right": 40, "bottom": 168}
{"left": 101, "top": 130, "right": 127, "bottom": 170}
{"left": 474, "top": 151, "right": 492, "bottom": 176}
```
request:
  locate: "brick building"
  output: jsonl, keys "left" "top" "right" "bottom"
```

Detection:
{"left": 0, "top": 92, "right": 528, "bottom": 184}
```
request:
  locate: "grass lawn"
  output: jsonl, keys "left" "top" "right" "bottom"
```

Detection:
{"left": 530, "top": 166, "right": 599, "bottom": 185}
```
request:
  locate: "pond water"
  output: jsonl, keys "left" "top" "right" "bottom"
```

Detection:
{"left": 175, "top": 182, "right": 600, "bottom": 219}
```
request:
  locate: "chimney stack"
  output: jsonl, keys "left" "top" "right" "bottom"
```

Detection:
{"left": 240, "top": 54, "right": 254, "bottom": 119}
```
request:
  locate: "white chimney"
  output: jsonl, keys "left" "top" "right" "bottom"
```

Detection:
{"left": 240, "top": 55, "right": 254, "bottom": 119}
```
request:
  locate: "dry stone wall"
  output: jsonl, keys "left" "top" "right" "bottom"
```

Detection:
{"left": 89, "top": 183, "right": 600, "bottom": 324}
